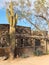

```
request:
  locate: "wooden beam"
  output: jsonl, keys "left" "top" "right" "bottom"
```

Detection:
{"left": 16, "top": 34, "right": 48, "bottom": 39}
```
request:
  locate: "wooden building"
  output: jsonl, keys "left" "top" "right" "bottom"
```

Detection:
{"left": 0, "top": 24, "right": 48, "bottom": 56}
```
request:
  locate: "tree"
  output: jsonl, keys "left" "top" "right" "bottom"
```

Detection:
{"left": 4, "top": 0, "right": 41, "bottom": 31}
{"left": 0, "top": 0, "right": 49, "bottom": 31}
{"left": 34, "top": 0, "right": 49, "bottom": 32}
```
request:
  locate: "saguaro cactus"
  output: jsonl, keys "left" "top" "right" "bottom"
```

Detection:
{"left": 6, "top": 1, "right": 18, "bottom": 58}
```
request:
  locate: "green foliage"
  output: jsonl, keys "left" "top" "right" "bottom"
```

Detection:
{"left": 34, "top": 49, "right": 43, "bottom": 56}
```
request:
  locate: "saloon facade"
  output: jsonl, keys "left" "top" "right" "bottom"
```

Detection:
{"left": 0, "top": 24, "right": 49, "bottom": 56}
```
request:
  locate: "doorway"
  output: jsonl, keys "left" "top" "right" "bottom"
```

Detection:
{"left": 21, "top": 39, "right": 24, "bottom": 47}
{"left": 35, "top": 39, "right": 41, "bottom": 50}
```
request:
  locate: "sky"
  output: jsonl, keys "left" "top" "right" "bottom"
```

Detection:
{"left": 0, "top": 0, "right": 48, "bottom": 31}
{"left": 0, "top": 0, "right": 35, "bottom": 28}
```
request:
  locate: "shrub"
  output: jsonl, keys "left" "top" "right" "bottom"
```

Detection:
{"left": 34, "top": 49, "right": 43, "bottom": 56}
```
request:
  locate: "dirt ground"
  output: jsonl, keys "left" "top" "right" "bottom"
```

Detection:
{"left": 0, "top": 55, "right": 49, "bottom": 65}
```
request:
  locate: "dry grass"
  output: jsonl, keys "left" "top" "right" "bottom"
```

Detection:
{"left": 0, "top": 55, "right": 49, "bottom": 65}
